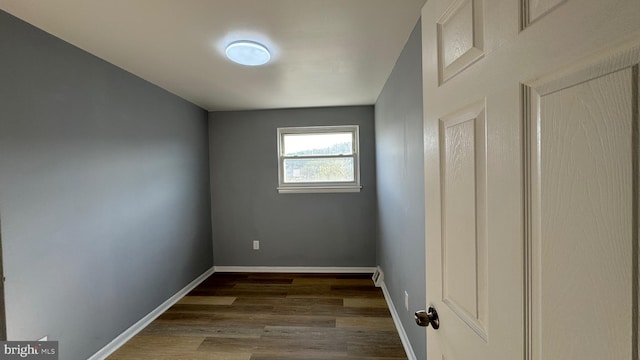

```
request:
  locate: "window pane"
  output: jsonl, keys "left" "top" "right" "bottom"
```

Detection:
{"left": 283, "top": 157, "right": 355, "bottom": 183}
{"left": 283, "top": 132, "right": 353, "bottom": 156}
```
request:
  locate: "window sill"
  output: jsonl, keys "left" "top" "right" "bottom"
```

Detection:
{"left": 277, "top": 185, "right": 362, "bottom": 194}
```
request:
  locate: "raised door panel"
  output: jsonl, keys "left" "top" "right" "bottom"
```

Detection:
{"left": 437, "top": 0, "right": 484, "bottom": 84}
{"left": 525, "top": 44, "right": 639, "bottom": 360}
{"left": 440, "top": 101, "right": 488, "bottom": 341}
{"left": 521, "top": 0, "right": 566, "bottom": 28}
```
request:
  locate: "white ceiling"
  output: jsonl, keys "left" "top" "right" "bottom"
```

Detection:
{"left": 0, "top": 0, "right": 425, "bottom": 111}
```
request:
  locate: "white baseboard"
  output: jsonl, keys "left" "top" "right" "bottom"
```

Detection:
{"left": 88, "top": 266, "right": 216, "bottom": 360}
{"left": 381, "top": 280, "right": 417, "bottom": 360}
{"left": 213, "top": 266, "right": 376, "bottom": 273}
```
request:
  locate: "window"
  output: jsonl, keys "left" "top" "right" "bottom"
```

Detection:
{"left": 277, "top": 125, "right": 361, "bottom": 193}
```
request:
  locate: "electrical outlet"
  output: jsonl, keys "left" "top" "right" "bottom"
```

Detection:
{"left": 253, "top": 240, "right": 260, "bottom": 250}
{"left": 404, "top": 291, "right": 409, "bottom": 311}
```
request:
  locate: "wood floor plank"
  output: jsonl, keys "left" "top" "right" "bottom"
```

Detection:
{"left": 287, "top": 284, "right": 383, "bottom": 299}
{"left": 167, "top": 304, "right": 274, "bottom": 314}
{"left": 344, "top": 298, "right": 389, "bottom": 308}
{"left": 140, "top": 323, "right": 264, "bottom": 338}
{"left": 177, "top": 296, "right": 236, "bottom": 305}
{"left": 108, "top": 335, "right": 206, "bottom": 359}
{"left": 197, "top": 336, "right": 348, "bottom": 356}
{"left": 229, "top": 277, "right": 294, "bottom": 285}
{"left": 250, "top": 356, "right": 406, "bottom": 360}
{"left": 155, "top": 312, "right": 338, "bottom": 328}
{"left": 270, "top": 302, "right": 391, "bottom": 317}
{"left": 232, "top": 283, "right": 295, "bottom": 291}
{"left": 233, "top": 296, "right": 343, "bottom": 307}
{"left": 187, "top": 288, "right": 289, "bottom": 297}
{"left": 111, "top": 351, "right": 252, "bottom": 360}
{"left": 335, "top": 316, "right": 398, "bottom": 331}
{"left": 262, "top": 326, "right": 403, "bottom": 344}
{"left": 291, "top": 278, "right": 375, "bottom": 286}
{"left": 347, "top": 341, "right": 407, "bottom": 358}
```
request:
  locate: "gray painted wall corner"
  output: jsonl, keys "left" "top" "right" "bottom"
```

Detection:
{"left": 374, "top": 19, "right": 426, "bottom": 360}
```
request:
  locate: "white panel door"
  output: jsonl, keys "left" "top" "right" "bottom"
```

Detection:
{"left": 420, "top": 0, "right": 640, "bottom": 359}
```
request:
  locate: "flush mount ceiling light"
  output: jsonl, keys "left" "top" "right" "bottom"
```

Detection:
{"left": 225, "top": 40, "right": 271, "bottom": 66}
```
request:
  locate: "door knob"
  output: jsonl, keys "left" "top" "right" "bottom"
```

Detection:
{"left": 415, "top": 306, "right": 439, "bottom": 329}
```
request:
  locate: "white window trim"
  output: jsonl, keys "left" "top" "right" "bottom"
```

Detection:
{"left": 277, "top": 125, "right": 362, "bottom": 194}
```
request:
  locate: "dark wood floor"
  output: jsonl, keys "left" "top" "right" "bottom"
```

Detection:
{"left": 108, "top": 272, "right": 407, "bottom": 360}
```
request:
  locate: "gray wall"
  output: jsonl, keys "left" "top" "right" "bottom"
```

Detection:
{"left": 374, "top": 20, "right": 425, "bottom": 359}
{"left": 209, "top": 107, "right": 376, "bottom": 267}
{"left": 0, "top": 11, "right": 213, "bottom": 360}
